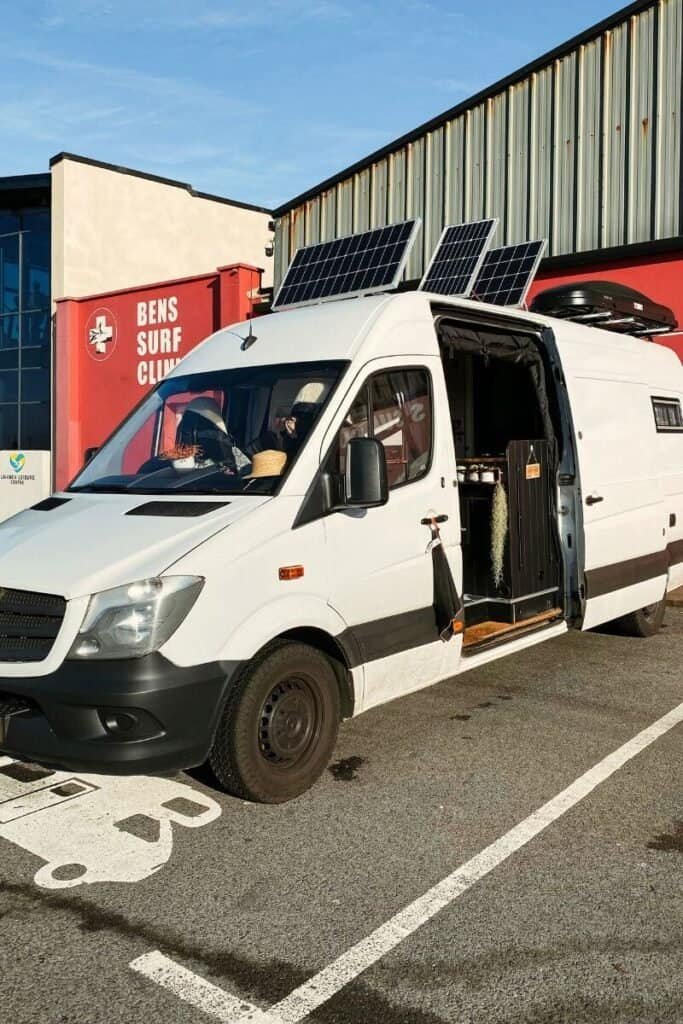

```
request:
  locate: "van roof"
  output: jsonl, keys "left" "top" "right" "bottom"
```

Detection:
{"left": 170, "top": 290, "right": 683, "bottom": 384}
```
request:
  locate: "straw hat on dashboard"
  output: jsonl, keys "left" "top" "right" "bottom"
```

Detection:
{"left": 246, "top": 449, "right": 287, "bottom": 478}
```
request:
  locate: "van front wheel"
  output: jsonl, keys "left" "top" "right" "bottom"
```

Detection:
{"left": 209, "top": 640, "right": 340, "bottom": 803}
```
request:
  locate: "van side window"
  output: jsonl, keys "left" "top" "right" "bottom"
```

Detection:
{"left": 333, "top": 368, "right": 432, "bottom": 489}
{"left": 652, "top": 397, "right": 683, "bottom": 433}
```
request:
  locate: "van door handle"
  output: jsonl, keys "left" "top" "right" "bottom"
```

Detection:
{"left": 421, "top": 515, "right": 449, "bottom": 525}
{"left": 586, "top": 494, "right": 604, "bottom": 506}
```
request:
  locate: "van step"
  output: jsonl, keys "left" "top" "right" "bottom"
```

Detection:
{"left": 463, "top": 607, "right": 563, "bottom": 649}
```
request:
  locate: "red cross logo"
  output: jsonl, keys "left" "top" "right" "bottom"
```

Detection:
{"left": 85, "top": 308, "right": 118, "bottom": 362}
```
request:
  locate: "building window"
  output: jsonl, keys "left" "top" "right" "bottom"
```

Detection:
{"left": 0, "top": 207, "right": 50, "bottom": 451}
{"left": 331, "top": 367, "right": 433, "bottom": 489}
{"left": 652, "top": 397, "right": 683, "bottom": 433}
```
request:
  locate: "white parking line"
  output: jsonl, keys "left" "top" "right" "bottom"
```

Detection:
{"left": 130, "top": 951, "right": 273, "bottom": 1023}
{"left": 131, "top": 700, "right": 683, "bottom": 1024}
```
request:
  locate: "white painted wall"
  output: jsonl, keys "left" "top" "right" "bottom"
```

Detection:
{"left": 50, "top": 156, "right": 272, "bottom": 301}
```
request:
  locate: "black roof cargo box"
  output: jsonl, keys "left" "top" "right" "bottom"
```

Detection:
{"left": 530, "top": 280, "right": 677, "bottom": 337}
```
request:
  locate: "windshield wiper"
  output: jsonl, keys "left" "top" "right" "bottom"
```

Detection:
{"left": 173, "top": 487, "right": 248, "bottom": 495}
{"left": 69, "top": 483, "right": 132, "bottom": 493}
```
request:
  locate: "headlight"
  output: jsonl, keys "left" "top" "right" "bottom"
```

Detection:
{"left": 68, "top": 576, "right": 204, "bottom": 660}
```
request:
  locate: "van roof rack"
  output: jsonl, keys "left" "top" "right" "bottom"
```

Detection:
{"left": 530, "top": 281, "right": 677, "bottom": 337}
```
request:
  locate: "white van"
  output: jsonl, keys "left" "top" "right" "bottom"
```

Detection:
{"left": 0, "top": 290, "right": 681, "bottom": 802}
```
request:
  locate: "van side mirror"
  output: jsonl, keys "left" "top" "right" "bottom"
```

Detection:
{"left": 344, "top": 437, "right": 388, "bottom": 508}
{"left": 84, "top": 446, "right": 99, "bottom": 464}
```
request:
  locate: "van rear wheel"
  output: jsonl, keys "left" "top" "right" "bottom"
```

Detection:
{"left": 609, "top": 598, "right": 666, "bottom": 638}
{"left": 209, "top": 640, "right": 340, "bottom": 803}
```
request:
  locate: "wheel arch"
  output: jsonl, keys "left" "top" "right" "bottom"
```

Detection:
{"left": 269, "top": 626, "right": 356, "bottom": 719}
{"left": 214, "top": 596, "right": 359, "bottom": 717}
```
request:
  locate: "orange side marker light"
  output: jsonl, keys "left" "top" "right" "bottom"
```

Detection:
{"left": 279, "top": 565, "right": 304, "bottom": 581}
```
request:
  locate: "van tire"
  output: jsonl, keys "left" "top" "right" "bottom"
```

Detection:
{"left": 208, "top": 640, "right": 340, "bottom": 803}
{"left": 609, "top": 599, "right": 666, "bottom": 638}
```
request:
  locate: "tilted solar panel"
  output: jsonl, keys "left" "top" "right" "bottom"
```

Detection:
{"left": 418, "top": 219, "right": 498, "bottom": 297}
{"left": 272, "top": 220, "right": 421, "bottom": 311}
{"left": 471, "top": 240, "right": 548, "bottom": 307}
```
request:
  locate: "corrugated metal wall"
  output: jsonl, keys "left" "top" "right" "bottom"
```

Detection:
{"left": 273, "top": 0, "right": 682, "bottom": 288}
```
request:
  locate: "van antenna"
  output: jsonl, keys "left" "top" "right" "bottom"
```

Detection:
{"left": 241, "top": 317, "right": 258, "bottom": 351}
{"left": 222, "top": 321, "right": 258, "bottom": 351}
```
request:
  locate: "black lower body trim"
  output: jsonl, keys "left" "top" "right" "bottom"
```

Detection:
{"left": 585, "top": 542, "right": 680, "bottom": 601}
{"left": 0, "top": 654, "right": 242, "bottom": 775}
{"left": 337, "top": 606, "right": 442, "bottom": 668}
{"left": 669, "top": 538, "right": 683, "bottom": 567}
{"left": 585, "top": 551, "right": 668, "bottom": 600}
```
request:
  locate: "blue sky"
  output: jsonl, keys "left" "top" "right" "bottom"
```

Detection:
{"left": 2, "top": 0, "right": 623, "bottom": 208}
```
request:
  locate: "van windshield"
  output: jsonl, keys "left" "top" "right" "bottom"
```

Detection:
{"left": 69, "top": 362, "right": 346, "bottom": 496}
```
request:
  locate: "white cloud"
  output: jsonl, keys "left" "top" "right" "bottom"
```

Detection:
{"left": 0, "top": 94, "right": 128, "bottom": 144}
{"left": 37, "top": 0, "right": 351, "bottom": 32}
{"left": 39, "top": 0, "right": 116, "bottom": 29}
{"left": 429, "top": 78, "right": 479, "bottom": 96}
{"left": 191, "top": 0, "right": 351, "bottom": 28}
{"left": 0, "top": 44, "right": 266, "bottom": 116}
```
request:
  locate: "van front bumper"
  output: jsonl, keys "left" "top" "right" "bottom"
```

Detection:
{"left": 0, "top": 654, "right": 240, "bottom": 775}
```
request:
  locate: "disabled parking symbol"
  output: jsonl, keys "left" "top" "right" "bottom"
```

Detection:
{"left": 0, "top": 756, "right": 221, "bottom": 889}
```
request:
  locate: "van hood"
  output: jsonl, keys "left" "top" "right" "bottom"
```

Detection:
{"left": 0, "top": 493, "right": 270, "bottom": 599}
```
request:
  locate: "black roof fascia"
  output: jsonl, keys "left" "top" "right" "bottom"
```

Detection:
{"left": 539, "top": 235, "right": 683, "bottom": 271}
{"left": 49, "top": 152, "right": 272, "bottom": 215}
{"left": 273, "top": 0, "right": 657, "bottom": 217}
{"left": 0, "top": 173, "right": 50, "bottom": 193}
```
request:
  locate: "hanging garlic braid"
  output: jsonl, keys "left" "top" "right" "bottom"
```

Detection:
{"left": 490, "top": 480, "right": 508, "bottom": 590}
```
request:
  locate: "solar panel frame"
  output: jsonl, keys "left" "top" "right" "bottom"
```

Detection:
{"left": 471, "top": 239, "right": 548, "bottom": 307}
{"left": 272, "top": 219, "right": 422, "bottom": 311}
{"left": 418, "top": 218, "right": 499, "bottom": 297}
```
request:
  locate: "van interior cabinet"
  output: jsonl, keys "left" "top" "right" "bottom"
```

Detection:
{"left": 460, "top": 439, "right": 561, "bottom": 627}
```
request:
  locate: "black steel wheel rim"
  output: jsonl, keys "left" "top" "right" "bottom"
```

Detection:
{"left": 258, "top": 676, "right": 322, "bottom": 767}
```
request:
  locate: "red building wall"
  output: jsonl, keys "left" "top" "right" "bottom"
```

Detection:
{"left": 54, "top": 263, "right": 262, "bottom": 489}
{"left": 530, "top": 250, "right": 683, "bottom": 362}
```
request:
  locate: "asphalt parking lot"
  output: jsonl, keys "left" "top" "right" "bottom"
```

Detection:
{"left": 1, "top": 612, "right": 681, "bottom": 1024}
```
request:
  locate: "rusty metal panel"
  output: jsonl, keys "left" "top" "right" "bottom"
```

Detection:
{"left": 507, "top": 81, "right": 530, "bottom": 243}
{"left": 337, "top": 178, "right": 353, "bottom": 235}
{"left": 353, "top": 167, "right": 371, "bottom": 232}
{"left": 388, "top": 148, "right": 407, "bottom": 224}
{"left": 444, "top": 116, "right": 465, "bottom": 225}
{"left": 424, "top": 127, "right": 445, "bottom": 271}
{"left": 552, "top": 52, "right": 577, "bottom": 253}
{"left": 406, "top": 137, "right": 425, "bottom": 278}
{"left": 485, "top": 92, "right": 508, "bottom": 234}
{"left": 304, "top": 197, "right": 321, "bottom": 245}
{"left": 465, "top": 104, "right": 486, "bottom": 221}
{"left": 575, "top": 38, "right": 602, "bottom": 251}
{"left": 371, "top": 159, "right": 388, "bottom": 226}
{"left": 602, "top": 22, "right": 629, "bottom": 247}
{"left": 655, "top": 0, "right": 682, "bottom": 237}
{"left": 290, "top": 204, "right": 305, "bottom": 258}
{"left": 528, "top": 66, "right": 553, "bottom": 245}
{"left": 273, "top": 216, "right": 288, "bottom": 290}
{"left": 628, "top": 6, "right": 656, "bottom": 242}
{"left": 320, "top": 188, "right": 337, "bottom": 241}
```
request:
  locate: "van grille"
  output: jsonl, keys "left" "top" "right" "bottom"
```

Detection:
{"left": 0, "top": 587, "right": 66, "bottom": 663}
